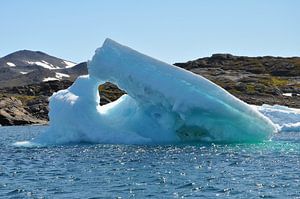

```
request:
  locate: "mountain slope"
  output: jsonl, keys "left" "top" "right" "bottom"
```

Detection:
{"left": 0, "top": 50, "right": 87, "bottom": 88}
{"left": 0, "top": 50, "right": 75, "bottom": 69}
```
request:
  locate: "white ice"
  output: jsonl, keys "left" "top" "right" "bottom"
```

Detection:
{"left": 31, "top": 39, "right": 278, "bottom": 145}
{"left": 255, "top": 104, "right": 300, "bottom": 132}
{"left": 7, "top": 62, "right": 16, "bottom": 67}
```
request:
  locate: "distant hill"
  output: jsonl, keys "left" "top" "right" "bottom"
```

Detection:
{"left": 0, "top": 50, "right": 88, "bottom": 88}
{"left": 175, "top": 54, "right": 300, "bottom": 107}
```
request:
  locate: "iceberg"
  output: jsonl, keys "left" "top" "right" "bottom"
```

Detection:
{"left": 255, "top": 105, "right": 300, "bottom": 132}
{"left": 34, "top": 39, "right": 277, "bottom": 145}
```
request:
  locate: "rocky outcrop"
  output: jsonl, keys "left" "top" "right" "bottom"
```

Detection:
{"left": 175, "top": 54, "right": 300, "bottom": 108}
{"left": 0, "top": 96, "right": 46, "bottom": 125}
{"left": 0, "top": 80, "right": 74, "bottom": 125}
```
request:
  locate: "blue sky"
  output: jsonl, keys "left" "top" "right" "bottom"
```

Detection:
{"left": 1, "top": 0, "right": 299, "bottom": 63}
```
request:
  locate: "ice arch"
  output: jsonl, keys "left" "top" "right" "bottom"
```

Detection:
{"left": 34, "top": 39, "right": 277, "bottom": 145}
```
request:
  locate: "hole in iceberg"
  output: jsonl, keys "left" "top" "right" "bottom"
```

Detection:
{"left": 98, "top": 82, "right": 126, "bottom": 105}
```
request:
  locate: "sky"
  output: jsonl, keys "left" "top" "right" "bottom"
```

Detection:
{"left": 0, "top": 0, "right": 299, "bottom": 64}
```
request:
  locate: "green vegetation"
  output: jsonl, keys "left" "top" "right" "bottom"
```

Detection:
{"left": 260, "top": 76, "right": 290, "bottom": 88}
{"left": 270, "top": 77, "right": 290, "bottom": 87}
{"left": 246, "top": 84, "right": 256, "bottom": 93}
{"left": 14, "top": 95, "right": 37, "bottom": 104}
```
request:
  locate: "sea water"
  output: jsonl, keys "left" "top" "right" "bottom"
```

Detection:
{"left": 0, "top": 126, "right": 299, "bottom": 198}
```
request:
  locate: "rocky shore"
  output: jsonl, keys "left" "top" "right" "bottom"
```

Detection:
{"left": 1, "top": 54, "right": 299, "bottom": 126}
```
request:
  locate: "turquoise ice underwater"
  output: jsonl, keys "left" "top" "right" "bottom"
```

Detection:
{"left": 17, "top": 39, "right": 297, "bottom": 146}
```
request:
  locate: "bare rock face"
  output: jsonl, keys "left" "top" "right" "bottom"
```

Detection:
{"left": 0, "top": 80, "right": 75, "bottom": 126}
{"left": 0, "top": 96, "right": 46, "bottom": 125}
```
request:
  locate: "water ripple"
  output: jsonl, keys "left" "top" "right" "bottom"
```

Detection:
{"left": 0, "top": 126, "right": 299, "bottom": 198}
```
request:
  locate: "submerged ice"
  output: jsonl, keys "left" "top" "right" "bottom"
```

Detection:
{"left": 33, "top": 39, "right": 278, "bottom": 145}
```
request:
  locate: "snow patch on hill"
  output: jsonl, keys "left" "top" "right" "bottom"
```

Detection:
{"left": 43, "top": 77, "right": 59, "bottom": 82}
{"left": 27, "top": 60, "right": 59, "bottom": 69}
{"left": 55, "top": 72, "right": 70, "bottom": 79}
{"left": 7, "top": 62, "right": 16, "bottom": 67}
{"left": 63, "top": 60, "right": 76, "bottom": 68}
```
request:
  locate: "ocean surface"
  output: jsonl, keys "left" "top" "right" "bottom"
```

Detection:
{"left": 0, "top": 126, "right": 299, "bottom": 199}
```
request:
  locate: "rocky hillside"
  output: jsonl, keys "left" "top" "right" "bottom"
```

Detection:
{"left": 0, "top": 53, "right": 300, "bottom": 126}
{"left": 175, "top": 54, "right": 300, "bottom": 107}
{"left": 0, "top": 80, "right": 73, "bottom": 125}
{"left": 0, "top": 50, "right": 75, "bottom": 68}
{"left": 0, "top": 50, "right": 87, "bottom": 88}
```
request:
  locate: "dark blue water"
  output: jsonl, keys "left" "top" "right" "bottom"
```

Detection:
{"left": 0, "top": 126, "right": 299, "bottom": 198}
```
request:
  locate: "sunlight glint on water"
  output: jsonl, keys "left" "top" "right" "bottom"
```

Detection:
{"left": 0, "top": 126, "right": 299, "bottom": 198}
